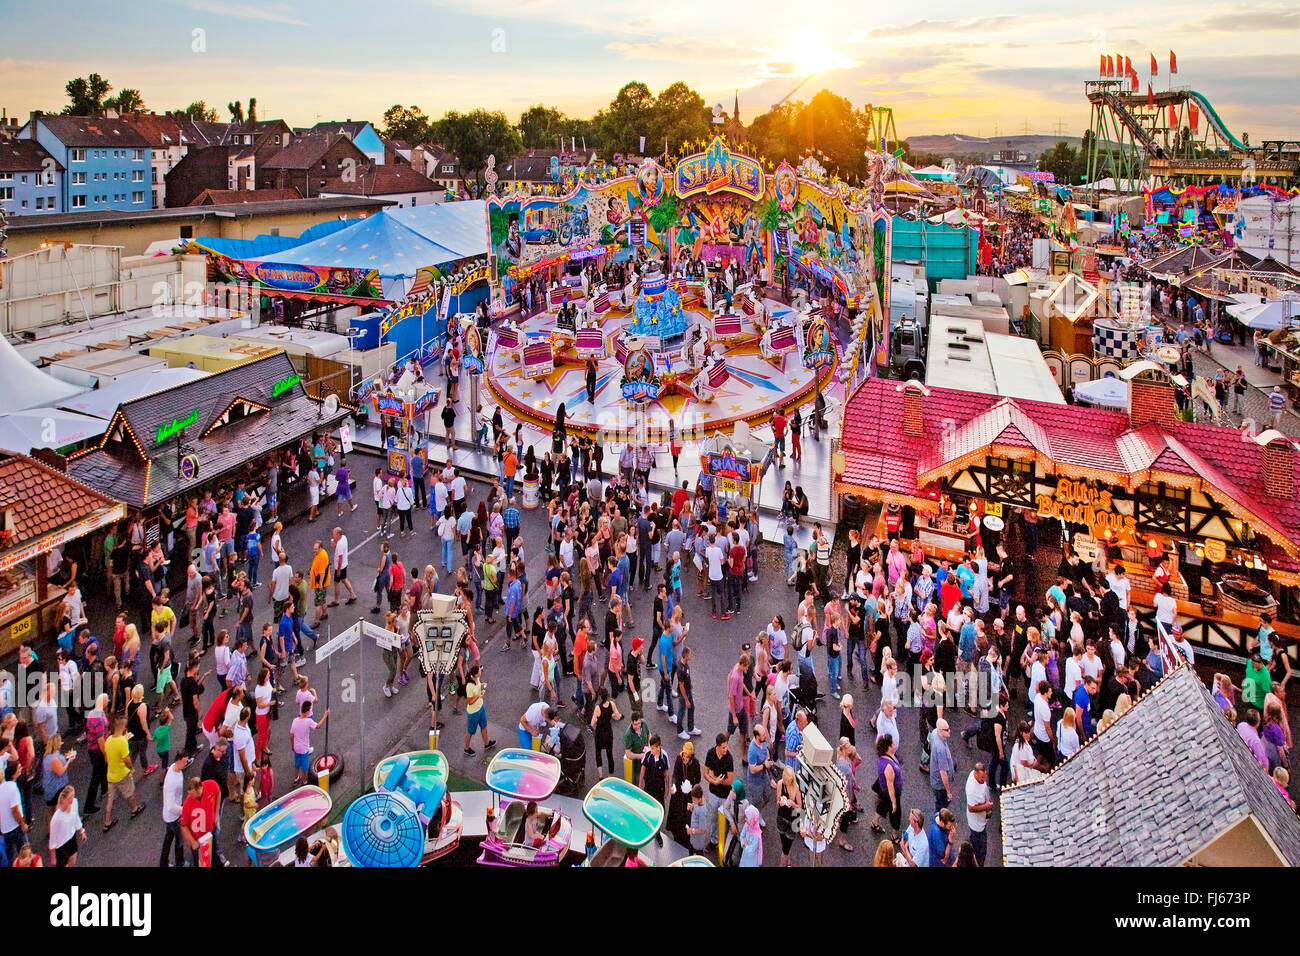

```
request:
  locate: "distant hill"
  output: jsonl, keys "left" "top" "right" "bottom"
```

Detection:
{"left": 906, "top": 133, "right": 1083, "bottom": 160}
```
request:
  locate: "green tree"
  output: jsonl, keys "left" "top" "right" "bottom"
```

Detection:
{"left": 180, "top": 101, "right": 218, "bottom": 122}
{"left": 63, "top": 73, "right": 112, "bottom": 115}
{"left": 646, "top": 193, "right": 679, "bottom": 235}
{"left": 518, "top": 105, "right": 567, "bottom": 149}
{"left": 433, "top": 109, "right": 523, "bottom": 198}
{"left": 801, "top": 90, "right": 870, "bottom": 178}
{"left": 105, "top": 88, "right": 145, "bottom": 114}
{"left": 247, "top": 97, "right": 257, "bottom": 123}
{"left": 227, "top": 100, "right": 244, "bottom": 123}
{"left": 746, "top": 103, "right": 801, "bottom": 164}
{"left": 651, "top": 81, "right": 709, "bottom": 157}
{"left": 381, "top": 104, "right": 432, "bottom": 145}
{"left": 1038, "top": 141, "right": 1080, "bottom": 184}
{"left": 598, "top": 81, "right": 656, "bottom": 154}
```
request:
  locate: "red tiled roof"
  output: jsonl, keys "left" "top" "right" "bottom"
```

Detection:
{"left": 840, "top": 378, "right": 1300, "bottom": 554}
{"left": 0, "top": 452, "right": 120, "bottom": 545}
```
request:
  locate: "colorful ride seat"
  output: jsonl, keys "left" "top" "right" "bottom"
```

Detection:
{"left": 574, "top": 327, "right": 607, "bottom": 360}
{"left": 522, "top": 341, "right": 555, "bottom": 379}
{"left": 591, "top": 292, "right": 611, "bottom": 315}
{"left": 710, "top": 315, "right": 745, "bottom": 344}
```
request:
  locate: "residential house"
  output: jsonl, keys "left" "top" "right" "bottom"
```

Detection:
{"left": 112, "top": 111, "right": 223, "bottom": 208}
{"left": 384, "top": 139, "right": 412, "bottom": 165}
{"left": 411, "top": 144, "right": 463, "bottom": 198}
{"left": 318, "top": 162, "right": 439, "bottom": 208}
{"left": 261, "top": 133, "right": 368, "bottom": 199}
{"left": 0, "top": 139, "right": 63, "bottom": 216}
{"left": 298, "top": 120, "right": 385, "bottom": 165}
{"left": 19, "top": 113, "right": 152, "bottom": 212}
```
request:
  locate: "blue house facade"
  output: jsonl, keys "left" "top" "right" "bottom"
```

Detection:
{"left": 20, "top": 114, "right": 152, "bottom": 213}
{"left": 0, "top": 139, "right": 64, "bottom": 216}
{"left": 305, "top": 120, "right": 385, "bottom": 165}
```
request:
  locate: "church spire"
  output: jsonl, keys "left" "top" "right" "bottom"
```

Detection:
{"left": 733, "top": 90, "right": 739, "bottom": 122}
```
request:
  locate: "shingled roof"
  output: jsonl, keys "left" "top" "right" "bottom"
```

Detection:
{"left": 1000, "top": 665, "right": 1300, "bottom": 866}
{"left": 67, "top": 351, "right": 344, "bottom": 508}
{"left": 0, "top": 451, "right": 122, "bottom": 546}
{"left": 33, "top": 115, "right": 151, "bottom": 149}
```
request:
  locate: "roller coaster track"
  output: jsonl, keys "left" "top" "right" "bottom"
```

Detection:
{"left": 1086, "top": 81, "right": 1297, "bottom": 183}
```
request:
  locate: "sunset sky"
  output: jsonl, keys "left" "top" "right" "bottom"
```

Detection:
{"left": 2, "top": 0, "right": 1297, "bottom": 142}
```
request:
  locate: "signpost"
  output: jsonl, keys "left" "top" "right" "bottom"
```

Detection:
{"left": 313, "top": 620, "right": 401, "bottom": 787}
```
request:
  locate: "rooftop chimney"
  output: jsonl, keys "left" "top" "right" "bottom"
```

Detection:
{"left": 1259, "top": 434, "right": 1295, "bottom": 498}
{"left": 898, "top": 380, "right": 929, "bottom": 438}
{"left": 1128, "top": 377, "right": 1177, "bottom": 429}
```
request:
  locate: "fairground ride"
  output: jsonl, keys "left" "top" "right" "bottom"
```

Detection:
{"left": 1085, "top": 78, "right": 1298, "bottom": 187}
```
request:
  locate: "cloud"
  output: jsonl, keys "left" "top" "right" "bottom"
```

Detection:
{"left": 1194, "top": 4, "right": 1300, "bottom": 31}
{"left": 848, "top": 14, "right": 1020, "bottom": 42}
{"left": 606, "top": 37, "right": 767, "bottom": 65}
{"left": 182, "top": 0, "right": 307, "bottom": 26}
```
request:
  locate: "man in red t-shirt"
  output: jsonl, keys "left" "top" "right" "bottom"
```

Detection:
{"left": 728, "top": 532, "right": 747, "bottom": 617}
{"left": 771, "top": 412, "right": 788, "bottom": 467}
{"left": 200, "top": 688, "right": 230, "bottom": 749}
{"left": 671, "top": 481, "right": 689, "bottom": 520}
{"left": 180, "top": 777, "right": 223, "bottom": 867}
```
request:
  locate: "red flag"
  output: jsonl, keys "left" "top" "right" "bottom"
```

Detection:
{"left": 1124, "top": 55, "right": 1132, "bottom": 75}
{"left": 1150, "top": 53, "right": 1158, "bottom": 76}
{"left": 1100, "top": 54, "right": 1105, "bottom": 76}
{"left": 1114, "top": 53, "right": 1122, "bottom": 75}
{"left": 1131, "top": 71, "right": 1139, "bottom": 91}
{"left": 1148, "top": 84, "right": 1155, "bottom": 106}
{"left": 1168, "top": 104, "right": 1177, "bottom": 127}
{"left": 1189, "top": 103, "right": 1199, "bottom": 130}
{"left": 1170, "top": 50, "right": 1178, "bottom": 74}
{"left": 1106, "top": 55, "right": 1114, "bottom": 76}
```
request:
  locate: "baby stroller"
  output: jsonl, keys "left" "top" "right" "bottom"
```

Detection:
{"left": 556, "top": 722, "right": 587, "bottom": 796}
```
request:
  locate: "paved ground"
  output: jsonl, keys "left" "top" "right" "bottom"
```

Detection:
{"left": 18, "top": 448, "right": 1006, "bottom": 868}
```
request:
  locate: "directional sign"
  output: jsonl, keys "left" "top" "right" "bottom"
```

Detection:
{"left": 314, "top": 623, "right": 362, "bottom": 664}
{"left": 362, "top": 620, "right": 402, "bottom": 651}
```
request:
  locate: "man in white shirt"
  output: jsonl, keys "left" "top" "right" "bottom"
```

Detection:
{"left": 1064, "top": 644, "right": 1084, "bottom": 701}
{"left": 160, "top": 752, "right": 191, "bottom": 867}
{"left": 269, "top": 552, "right": 294, "bottom": 616}
{"left": 704, "top": 534, "right": 726, "bottom": 618}
{"left": 1028, "top": 646, "right": 1048, "bottom": 706}
{"left": 1105, "top": 564, "right": 1131, "bottom": 611}
{"left": 558, "top": 531, "right": 575, "bottom": 572}
{"left": 450, "top": 471, "right": 468, "bottom": 516}
{"left": 372, "top": 470, "right": 386, "bottom": 530}
{"left": 964, "top": 764, "right": 993, "bottom": 866}
{"left": 232, "top": 709, "right": 255, "bottom": 781}
{"left": 1032, "top": 682, "right": 1054, "bottom": 764}
{"left": 1170, "top": 623, "right": 1195, "bottom": 665}
{"left": 331, "top": 528, "right": 356, "bottom": 605}
{"left": 1080, "top": 640, "right": 1104, "bottom": 684}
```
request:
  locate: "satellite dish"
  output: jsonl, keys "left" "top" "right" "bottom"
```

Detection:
{"left": 323, "top": 394, "right": 340, "bottom": 416}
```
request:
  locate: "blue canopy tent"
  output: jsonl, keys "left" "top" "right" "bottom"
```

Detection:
{"left": 186, "top": 218, "right": 356, "bottom": 261}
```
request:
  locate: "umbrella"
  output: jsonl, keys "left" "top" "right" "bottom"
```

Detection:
{"left": 0, "top": 408, "right": 109, "bottom": 452}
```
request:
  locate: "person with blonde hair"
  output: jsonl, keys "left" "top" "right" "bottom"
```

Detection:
{"left": 873, "top": 837, "right": 898, "bottom": 867}
{"left": 775, "top": 764, "right": 802, "bottom": 867}
{"left": 1056, "top": 706, "right": 1081, "bottom": 761}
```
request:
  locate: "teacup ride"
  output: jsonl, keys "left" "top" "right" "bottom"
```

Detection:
{"left": 374, "top": 749, "right": 463, "bottom": 864}
{"left": 342, "top": 790, "right": 425, "bottom": 868}
{"left": 477, "top": 748, "right": 573, "bottom": 867}
{"left": 583, "top": 777, "right": 666, "bottom": 867}
{"left": 244, "top": 785, "right": 333, "bottom": 867}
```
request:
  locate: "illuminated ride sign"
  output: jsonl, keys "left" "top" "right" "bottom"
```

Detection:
{"left": 674, "top": 137, "right": 765, "bottom": 202}
{"left": 272, "top": 373, "right": 301, "bottom": 398}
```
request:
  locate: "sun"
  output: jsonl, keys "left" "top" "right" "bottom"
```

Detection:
{"left": 785, "top": 27, "right": 834, "bottom": 76}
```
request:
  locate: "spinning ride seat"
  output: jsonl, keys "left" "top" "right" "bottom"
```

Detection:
{"left": 591, "top": 291, "right": 612, "bottom": 315}
{"left": 740, "top": 296, "right": 757, "bottom": 316}
{"left": 691, "top": 358, "right": 730, "bottom": 403}
{"left": 574, "top": 327, "right": 607, "bottom": 360}
{"left": 496, "top": 324, "right": 522, "bottom": 361}
{"left": 522, "top": 341, "right": 555, "bottom": 379}
{"left": 709, "top": 314, "right": 746, "bottom": 345}
{"left": 761, "top": 324, "right": 798, "bottom": 361}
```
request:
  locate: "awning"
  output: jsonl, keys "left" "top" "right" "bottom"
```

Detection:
{"left": 0, "top": 408, "right": 108, "bottom": 452}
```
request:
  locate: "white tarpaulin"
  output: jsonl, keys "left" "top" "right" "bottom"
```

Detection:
{"left": 0, "top": 407, "right": 109, "bottom": 452}
{"left": 1073, "top": 376, "right": 1129, "bottom": 409}
{"left": 0, "top": 334, "right": 85, "bottom": 413}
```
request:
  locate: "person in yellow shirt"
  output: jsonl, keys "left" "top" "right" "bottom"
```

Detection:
{"left": 308, "top": 540, "right": 331, "bottom": 628}
{"left": 102, "top": 717, "right": 144, "bottom": 831}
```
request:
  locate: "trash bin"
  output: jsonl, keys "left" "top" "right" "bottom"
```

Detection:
{"left": 839, "top": 493, "right": 865, "bottom": 538}
{"left": 522, "top": 476, "right": 540, "bottom": 509}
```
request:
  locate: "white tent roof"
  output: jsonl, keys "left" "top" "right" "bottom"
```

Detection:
{"left": 58, "top": 366, "right": 210, "bottom": 420}
{"left": 1227, "top": 299, "right": 1300, "bottom": 330}
{"left": 1073, "top": 376, "right": 1128, "bottom": 408}
{"left": 0, "top": 407, "right": 109, "bottom": 452}
{"left": 0, "top": 334, "right": 87, "bottom": 412}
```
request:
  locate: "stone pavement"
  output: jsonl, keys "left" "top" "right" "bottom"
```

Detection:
{"left": 18, "top": 449, "right": 1006, "bottom": 869}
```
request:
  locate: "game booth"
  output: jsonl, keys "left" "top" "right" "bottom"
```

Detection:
{"left": 483, "top": 137, "right": 892, "bottom": 442}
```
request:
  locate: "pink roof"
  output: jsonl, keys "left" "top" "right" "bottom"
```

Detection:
{"left": 840, "top": 378, "right": 1300, "bottom": 554}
